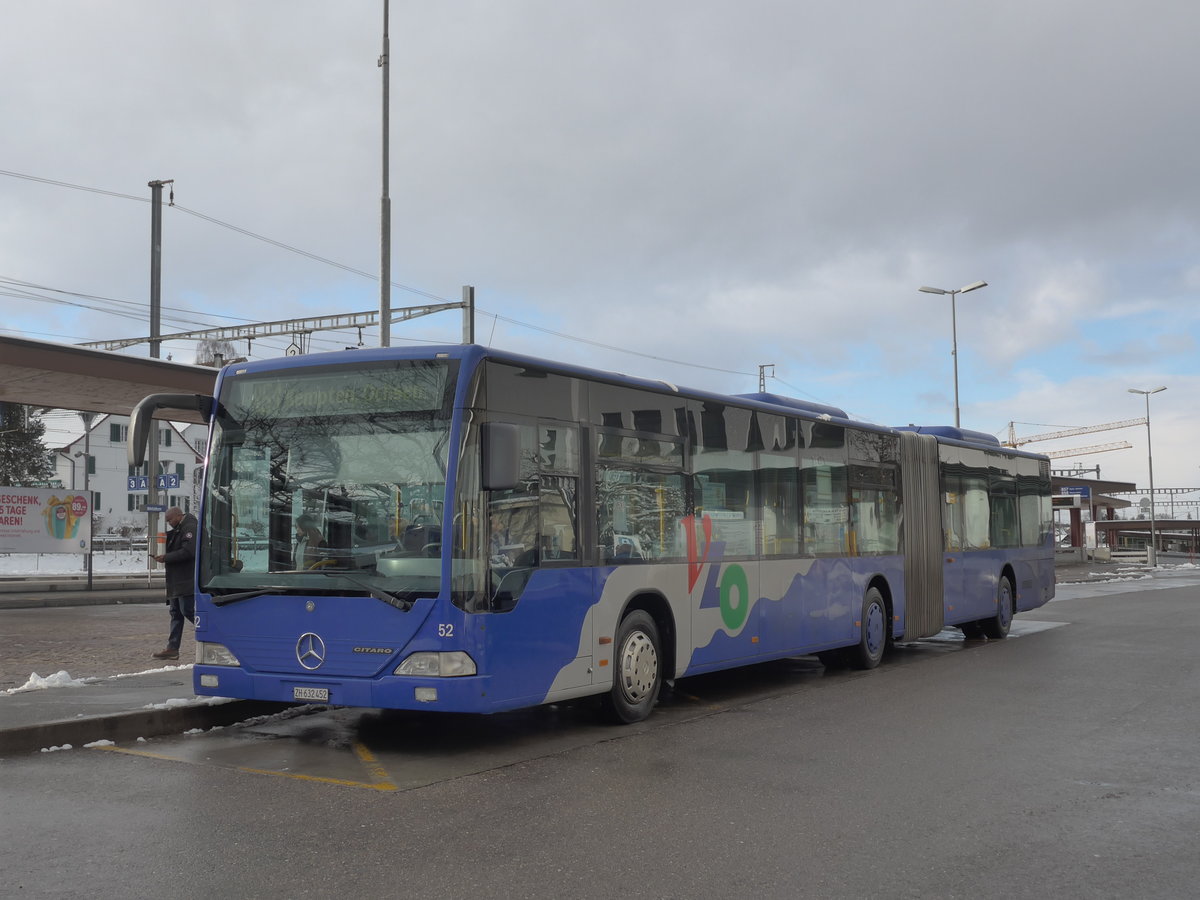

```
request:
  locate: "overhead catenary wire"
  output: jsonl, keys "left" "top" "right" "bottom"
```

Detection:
{"left": 480, "top": 310, "right": 752, "bottom": 378}
{"left": 0, "top": 169, "right": 451, "bottom": 304}
{"left": 1, "top": 167, "right": 782, "bottom": 382}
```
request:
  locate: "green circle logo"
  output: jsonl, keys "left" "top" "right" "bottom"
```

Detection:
{"left": 719, "top": 564, "right": 750, "bottom": 630}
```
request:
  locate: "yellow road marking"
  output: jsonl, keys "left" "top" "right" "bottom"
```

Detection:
{"left": 353, "top": 741, "right": 398, "bottom": 790}
{"left": 89, "top": 745, "right": 181, "bottom": 762}
{"left": 237, "top": 766, "right": 397, "bottom": 791}
{"left": 90, "top": 738, "right": 398, "bottom": 792}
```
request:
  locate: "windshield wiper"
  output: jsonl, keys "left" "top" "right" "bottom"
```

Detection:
{"left": 210, "top": 586, "right": 295, "bottom": 606}
{"left": 317, "top": 572, "right": 414, "bottom": 612}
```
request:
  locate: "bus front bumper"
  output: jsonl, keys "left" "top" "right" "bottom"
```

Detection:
{"left": 193, "top": 666, "right": 500, "bottom": 713}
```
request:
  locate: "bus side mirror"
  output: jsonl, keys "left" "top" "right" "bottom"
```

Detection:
{"left": 128, "top": 393, "right": 215, "bottom": 467}
{"left": 482, "top": 423, "right": 520, "bottom": 491}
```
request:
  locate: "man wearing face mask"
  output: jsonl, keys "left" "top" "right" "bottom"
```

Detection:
{"left": 151, "top": 506, "right": 198, "bottom": 661}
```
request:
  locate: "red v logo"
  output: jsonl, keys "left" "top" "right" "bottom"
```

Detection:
{"left": 685, "top": 515, "right": 713, "bottom": 592}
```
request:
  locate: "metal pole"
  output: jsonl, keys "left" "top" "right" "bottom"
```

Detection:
{"left": 758, "top": 364, "right": 775, "bottom": 392}
{"left": 147, "top": 180, "right": 167, "bottom": 573}
{"left": 950, "top": 289, "right": 960, "bottom": 428}
{"left": 1145, "top": 393, "right": 1158, "bottom": 566}
{"left": 462, "top": 285, "right": 475, "bottom": 343}
{"left": 149, "top": 181, "right": 165, "bottom": 359}
{"left": 82, "top": 413, "right": 94, "bottom": 590}
{"left": 379, "top": 0, "right": 392, "bottom": 348}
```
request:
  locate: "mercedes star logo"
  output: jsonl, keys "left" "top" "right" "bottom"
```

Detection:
{"left": 296, "top": 632, "right": 326, "bottom": 670}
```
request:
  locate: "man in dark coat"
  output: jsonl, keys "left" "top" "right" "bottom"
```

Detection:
{"left": 152, "top": 506, "right": 198, "bottom": 660}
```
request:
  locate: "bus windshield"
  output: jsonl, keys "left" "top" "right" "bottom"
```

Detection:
{"left": 200, "top": 359, "right": 459, "bottom": 600}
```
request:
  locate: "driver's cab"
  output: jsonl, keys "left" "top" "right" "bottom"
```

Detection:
{"left": 486, "top": 492, "right": 539, "bottom": 610}
{"left": 392, "top": 498, "right": 443, "bottom": 557}
{"left": 292, "top": 488, "right": 429, "bottom": 572}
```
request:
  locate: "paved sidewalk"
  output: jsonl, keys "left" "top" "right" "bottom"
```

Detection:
{"left": 0, "top": 602, "right": 285, "bottom": 756}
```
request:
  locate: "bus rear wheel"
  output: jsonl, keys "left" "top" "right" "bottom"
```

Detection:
{"left": 849, "top": 587, "right": 887, "bottom": 670}
{"left": 602, "top": 610, "right": 662, "bottom": 724}
{"left": 980, "top": 576, "right": 1014, "bottom": 640}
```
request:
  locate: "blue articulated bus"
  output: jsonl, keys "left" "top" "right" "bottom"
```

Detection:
{"left": 129, "top": 344, "right": 1054, "bottom": 723}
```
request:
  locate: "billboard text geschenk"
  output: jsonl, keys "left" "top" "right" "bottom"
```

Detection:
{"left": 0, "top": 488, "right": 92, "bottom": 554}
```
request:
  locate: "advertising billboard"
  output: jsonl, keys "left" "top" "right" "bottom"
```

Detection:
{"left": 0, "top": 488, "right": 92, "bottom": 553}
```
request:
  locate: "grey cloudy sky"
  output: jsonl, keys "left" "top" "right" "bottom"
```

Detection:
{"left": 2, "top": 1, "right": 1198, "bottom": 495}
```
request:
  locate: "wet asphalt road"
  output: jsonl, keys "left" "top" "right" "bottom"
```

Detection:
{"left": 2, "top": 574, "right": 1199, "bottom": 899}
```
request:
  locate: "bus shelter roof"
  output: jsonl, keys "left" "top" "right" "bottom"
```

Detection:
{"left": 1052, "top": 474, "right": 1136, "bottom": 495}
{"left": 1052, "top": 475, "right": 1136, "bottom": 511}
{"left": 0, "top": 335, "right": 215, "bottom": 423}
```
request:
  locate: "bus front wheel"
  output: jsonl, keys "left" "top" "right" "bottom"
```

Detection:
{"left": 980, "top": 576, "right": 1014, "bottom": 640}
{"left": 849, "top": 587, "right": 887, "bottom": 670}
{"left": 602, "top": 610, "right": 662, "bottom": 724}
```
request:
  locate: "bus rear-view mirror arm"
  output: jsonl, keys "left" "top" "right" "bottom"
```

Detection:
{"left": 128, "top": 393, "right": 216, "bottom": 468}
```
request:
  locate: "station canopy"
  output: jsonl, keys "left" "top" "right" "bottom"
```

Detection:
{"left": 1051, "top": 474, "right": 1136, "bottom": 512}
{"left": 0, "top": 335, "right": 215, "bottom": 423}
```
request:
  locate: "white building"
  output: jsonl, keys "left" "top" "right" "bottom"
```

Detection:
{"left": 44, "top": 410, "right": 208, "bottom": 537}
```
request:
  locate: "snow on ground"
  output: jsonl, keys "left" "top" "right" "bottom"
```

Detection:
{"left": 2, "top": 664, "right": 192, "bottom": 696}
{"left": 0, "top": 551, "right": 152, "bottom": 575}
{"left": 7, "top": 670, "right": 90, "bottom": 692}
{"left": 143, "top": 695, "right": 238, "bottom": 710}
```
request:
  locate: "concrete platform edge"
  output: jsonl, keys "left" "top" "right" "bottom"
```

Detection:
{"left": 0, "top": 699, "right": 294, "bottom": 758}
{"left": 0, "top": 592, "right": 163, "bottom": 610}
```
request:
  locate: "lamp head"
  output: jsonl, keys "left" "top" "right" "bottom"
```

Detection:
{"left": 918, "top": 286, "right": 948, "bottom": 295}
{"left": 960, "top": 280, "right": 987, "bottom": 293}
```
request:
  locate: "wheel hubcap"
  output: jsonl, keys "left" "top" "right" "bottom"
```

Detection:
{"left": 619, "top": 631, "right": 658, "bottom": 703}
{"left": 865, "top": 602, "right": 884, "bottom": 656}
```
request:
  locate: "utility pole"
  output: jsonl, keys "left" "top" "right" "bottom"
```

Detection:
{"left": 147, "top": 178, "right": 172, "bottom": 571}
{"left": 81, "top": 412, "right": 94, "bottom": 589}
{"left": 148, "top": 179, "right": 172, "bottom": 359}
{"left": 758, "top": 364, "right": 775, "bottom": 392}
{"left": 378, "top": 0, "right": 392, "bottom": 347}
{"left": 462, "top": 285, "right": 475, "bottom": 343}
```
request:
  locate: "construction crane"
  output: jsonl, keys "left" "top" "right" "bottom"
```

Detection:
{"left": 1043, "top": 441, "right": 1133, "bottom": 459}
{"left": 1004, "top": 418, "right": 1145, "bottom": 448}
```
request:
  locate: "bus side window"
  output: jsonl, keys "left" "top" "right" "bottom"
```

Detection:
{"left": 943, "top": 477, "right": 964, "bottom": 552}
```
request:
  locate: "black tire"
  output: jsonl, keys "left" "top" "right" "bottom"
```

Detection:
{"left": 848, "top": 587, "right": 887, "bottom": 670}
{"left": 602, "top": 610, "right": 662, "bottom": 724}
{"left": 980, "top": 576, "right": 1014, "bottom": 640}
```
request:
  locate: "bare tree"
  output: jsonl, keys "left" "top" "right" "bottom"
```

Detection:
{"left": 195, "top": 339, "right": 243, "bottom": 368}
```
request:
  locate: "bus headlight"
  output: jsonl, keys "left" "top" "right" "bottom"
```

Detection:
{"left": 395, "top": 651, "right": 476, "bottom": 677}
{"left": 197, "top": 642, "right": 241, "bottom": 666}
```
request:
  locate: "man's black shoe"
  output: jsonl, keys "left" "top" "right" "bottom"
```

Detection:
{"left": 152, "top": 648, "right": 180, "bottom": 660}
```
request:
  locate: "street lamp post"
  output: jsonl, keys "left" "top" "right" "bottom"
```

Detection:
{"left": 1128, "top": 386, "right": 1166, "bottom": 566}
{"left": 918, "top": 281, "right": 987, "bottom": 428}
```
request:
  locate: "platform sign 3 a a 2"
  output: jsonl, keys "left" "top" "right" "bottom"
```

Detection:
{"left": 127, "top": 474, "right": 181, "bottom": 491}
